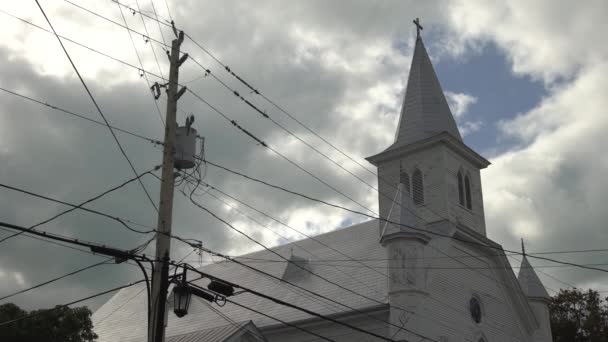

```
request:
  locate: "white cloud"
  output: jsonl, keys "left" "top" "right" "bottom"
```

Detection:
{"left": 458, "top": 120, "right": 483, "bottom": 136}
{"left": 445, "top": 0, "right": 608, "bottom": 83}
{"left": 445, "top": 91, "right": 478, "bottom": 118}
{"left": 445, "top": 91, "right": 480, "bottom": 136}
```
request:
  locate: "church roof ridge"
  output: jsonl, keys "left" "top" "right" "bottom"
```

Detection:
{"left": 204, "top": 219, "right": 379, "bottom": 267}
{"left": 390, "top": 34, "right": 462, "bottom": 149}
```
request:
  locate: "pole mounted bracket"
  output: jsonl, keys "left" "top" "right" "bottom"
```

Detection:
{"left": 151, "top": 82, "right": 162, "bottom": 100}
{"left": 175, "top": 86, "right": 187, "bottom": 101}
{"left": 178, "top": 53, "right": 189, "bottom": 67}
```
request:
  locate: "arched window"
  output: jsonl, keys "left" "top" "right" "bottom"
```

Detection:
{"left": 400, "top": 172, "right": 410, "bottom": 193}
{"left": 412, "top": 169, "right": 424, "bottom": 205}
{"left": 457, "top": 171, "right": 465, "bottom": 206}
{"left": 464, "top": 175, "right": 472, "bottom": 210}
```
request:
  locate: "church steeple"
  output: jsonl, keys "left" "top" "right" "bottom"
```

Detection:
{"left": 367, "top": 19, "right": 490, "bottom": 237}
{"left": 391, "top": 32, "right": 462, "bottom": 149}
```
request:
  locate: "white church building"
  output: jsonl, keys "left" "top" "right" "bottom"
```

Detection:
{"left": 93, "top": 29, "right": 553, "bottom": 342}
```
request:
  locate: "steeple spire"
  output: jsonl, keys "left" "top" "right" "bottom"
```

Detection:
{"left": 390, "top": 21, "right": 462, "bottom": 149}
{"left": 517, "top": 241, "right": 550, "bottom": 300}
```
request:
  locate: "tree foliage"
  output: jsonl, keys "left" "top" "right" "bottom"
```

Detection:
{"left": 0, "top": 303, "right": 97, "bottom": 342}
{"left": 550, "top": 288, "right": 608, "bottom": 342}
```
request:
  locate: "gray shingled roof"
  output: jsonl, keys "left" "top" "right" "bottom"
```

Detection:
{"left": 93, "top": 220, "right": 388, "bottom": 342}
{"left": 517, "top": 256, "right": 550, "bottom": 299}
{"left": 166, "top": 321, "right": 266, "bottom": 342}
{"left": 390, "top": 37, "right": 462, "bottom": 150}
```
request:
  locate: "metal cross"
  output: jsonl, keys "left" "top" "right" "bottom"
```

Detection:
{"left": 413, "top": 17, "right": 423, "bottom": 38}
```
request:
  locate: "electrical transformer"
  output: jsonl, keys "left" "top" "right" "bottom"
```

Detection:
{"left": 174, "top": 126, "right": 197, "bottom": 169}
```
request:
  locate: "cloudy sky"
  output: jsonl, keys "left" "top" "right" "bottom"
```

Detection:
{"left": 1, "top": 0, "right": 607, "bottom": 313}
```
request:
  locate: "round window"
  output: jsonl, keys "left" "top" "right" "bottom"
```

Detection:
{"left": 469, "top": 297, "right": 482, "bottom": 323}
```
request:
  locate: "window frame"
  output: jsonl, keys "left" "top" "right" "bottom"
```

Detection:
{"left": 412, "top": 168, "right": 424, "bottom": 205}
{"left": 457, "top": 170, "right": 465, "bottom": 206}
{"left": 464, "top": 174, "right": 472, "bottom": 210}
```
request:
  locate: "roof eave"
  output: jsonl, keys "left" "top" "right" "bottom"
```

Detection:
{"left": 366, "top": 132, "right": 491, "bottom": 168}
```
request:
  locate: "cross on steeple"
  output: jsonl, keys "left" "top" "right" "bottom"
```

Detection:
{"left": 413, "top": 17, "right": 423, "bottom": 39}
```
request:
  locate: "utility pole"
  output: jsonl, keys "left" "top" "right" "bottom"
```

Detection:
{"left": 149, "top": 26, "right": 188, "bottom": 342}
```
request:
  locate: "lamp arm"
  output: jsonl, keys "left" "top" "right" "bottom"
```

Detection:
{"left": 134, "top": 259, "right": 152, "bottom": 330}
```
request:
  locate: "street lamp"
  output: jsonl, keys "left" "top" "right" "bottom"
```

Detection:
{"left": 172, "top": 266, "right": 235, "bottom": 318}
{"left": 172, "top": 269, "right": 192, "bottom": 318}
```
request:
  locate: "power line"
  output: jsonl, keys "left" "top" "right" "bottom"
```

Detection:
{"left": 0, "top": 220, "right": 154, "bottom": 261}
{"left": 0, "top": 87, "right": 162, "bottom": 146}
{"left": 183, "top": 264, "right": 406, "bottom": 342}
{"left": 111, "top": 1, "right": 381, "bottom": 190}
{"left": 161, "top": 0, "right": 173, "bottom": 23}
{"left": 181, "top": 30, "right": 380, "bottom": 180}
{"left": 0, "top": 279, "right": 146, "bottom": 327}
{"left": 201, "top": 159, "right": 608, "bottom": 274}
{"left": 35, "top": 0, "right": 159, "bottom": 214}
{"left": 179, "top": 181, "right": 533, "bottom": 340}
{"left": 0, "top": 167, "right": 158, "bottom": 244}
{"left": 0, "top": 261, "right": 109, "bottom": 302}
{"left": 149, "top": 0, "right": 169, "bottom": 49}
{"left": 186, "top": 178, "right": 394, "bottom": 306}
{"left": 196, "top": 299, "right": 267, "bottom": 342}
{"left": 135, "top": 0, "right": 166, "bottom": 80}
{"left": 95, "top": 250, "right": 200, "bottom": 326}
{"left": 185, "top": 89, "right": 374, "bottom": 215}
{"left": 223, "top": 298, "right": 336, "bottom": 342}
{"left": 183, "top": 184, "right": 413, "bottom": 328}
{"left": 171, "top": 198, "right": 434, "bottom": 342}
{"left": 116, "top": 0, "right": 166, "bottom": 126}
{"left": 183, "top": 258, "right": 608, "bottom": 270}
{"left": 0, "top": 8, "right": 165, "bottom": 82}
{"left": 58, "top": 1, "right": 376, "bottom": 216}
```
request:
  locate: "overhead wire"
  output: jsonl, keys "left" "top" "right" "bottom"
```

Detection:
{"left": 0, "top": 279, "right": 147, "bottom": 327}
{"left": 35, "top": 0, "right": 159, "bottom": 213}
{"left": 178, "top": 177, "right": 527, "bottom": 340}
{"left": 0, "top": 261, "right": 110, "bottom": 302}
{"left": 58, "top": 1, "right": 375, "bottom": 216}
{"left": 185, "top": 89, "right": 374, "bottom": 215}
{"left": 173, "top": 191, "right": 435, "bottom": 342}
{"left": 94, "top": 249, "right": 199, "bottom": 325}
{"left": 0, "top": 167, "right": 159, "bottom": 244}
{"left": 183, "top": 263, "right": 405, "bottom": 342}
{"left": 222, "top": 298, "right": 336, "bottom": 342}
{"left": 200, "top": 159, "right": 608, "bottom": 273}
{"left": 0, "top": 87, "right": 163, "bottom": 146}
{"left": 115, "top": 1, "right": 166, "bottom": 126}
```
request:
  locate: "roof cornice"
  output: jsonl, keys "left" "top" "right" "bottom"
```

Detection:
{"left": 366, "top": 131, "right": 491, "bottom": 168}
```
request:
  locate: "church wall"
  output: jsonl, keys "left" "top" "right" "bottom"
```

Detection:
{"left": 403, "top": 239, "right": 534, "bottom": 342}
{"left": 443, "top": 146, "right": 487, "bottom": 235}
{"left": 377, "top": 144, "right": 448, "bottom": 236}
{"left": 530, "top": 301, "right": 553, "bottom": 342}
{"left": 262, "top": 309, "right": 389, "bottom": 342}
